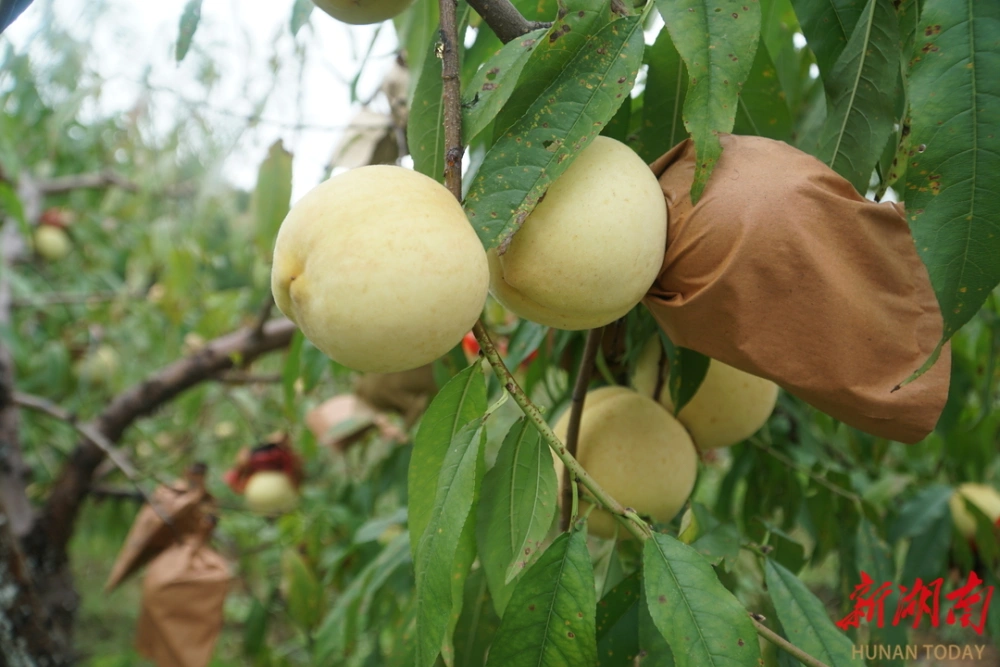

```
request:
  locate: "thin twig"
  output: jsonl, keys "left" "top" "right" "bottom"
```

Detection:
{"left": 750, "top": 614, "right": 831, "bottom": 667}
{"left": 465, "top": 0, "right": 552, "bottom": 44}
{"left": 748, "top": 437, "right": 862, "bottom": 507}
{"left": 439, "top": 0, "right": 464, "bottom": 198}
{"left": 474, "top": 322, "right": 649, "bottom": 541}
{"left": 11, "top": 391, "right": 175, "bottom": 529}
{"left": 216, "top": 371, "right": 282, "bottom": 385}
{"left": 560, "top": 327, "right": 603, "bottom": 531}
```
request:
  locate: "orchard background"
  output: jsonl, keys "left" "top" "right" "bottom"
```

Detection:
{"left": 0, "top": 0, "right": 998, "bottom": 665}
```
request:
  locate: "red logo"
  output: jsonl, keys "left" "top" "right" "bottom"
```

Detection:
{"left": 836, "top": 571, "right": 994, "bottom": 634}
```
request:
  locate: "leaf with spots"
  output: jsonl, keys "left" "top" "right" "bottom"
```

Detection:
{"left": 464, "top": 15, "right": 645, "bottom": 250}
{"left": 476, "top": 418, "right": 558, "bottom": 616}
{"left": 595, "top": 571, "right": 643, "bottom": 666}
{"left": 492, "top": 0, "right": 612, "bottom": 140}
{"left": 654, "top": 0, "right": 761, "bottom": 203}
{"left": 732, "top": 36, "right": 793, "bottom": 141}
{"left": 813, "top": 0, "right": 899, "bottom": 194}
{"left": 413, "top": 418, "right": 486, "bottom": 667}
{"left": 764, "top": 560, "right": 861, "bottom": 667}
{"left": 790, "top": 0, "right": 867, "bottom": 80}
{"left": 643, "top": 533, "right": 761, "bottom": 667}
{"left": 904, "top": 0, "right": 1000, "bottom": 372}
{"left": 463, "top": 29, "right": 548, "bottom": 145}
{"left": 484, "top": 529, "right": 598, "bottom": 667}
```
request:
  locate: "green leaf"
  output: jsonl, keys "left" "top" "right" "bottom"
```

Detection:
{"left": 454, "top": 567, "right": 502, "bottom": 667}
{"left": 282, "top": 548, "right": 325, "bottom": 631}
{"left": 485, "top": 530, "right": 598, "bottom": 667}
{"left": 600, "top": 95, "right": 632, "bottom": 143}
{"left": 686, "top": 504, "right": 741, "bottom": 571}
{"left": 243, "top": 592, "right": 271, "bottom": 658}
{"left": 732, "top": 37, "right": 793, "bottom": 141}
{"left": 477, "top": 418, "right": 558, "bottom": 615}
{"left": 314, "top": 532, "right": 412, "bottom": 661}
{"left": 408, "top": 3, "right": 471, "bottom": 182}
{"left": 814, "top": 0, "right": 899, "bottom": 193}
{"left": 643, "top": 533, "right": 761, "bottom": 667}
{"left": 290, "top": 0, "right": 314, "bottom": 36}
{"left": 465, "top": 15, "right": 645, "bottom": 250}
{"left": 175, "top": 0, "right": 203, "bottom": 62}
{"left": 491, "top": 0, "right": 611, "bottom": 139}
{"left": 254, "top": 139, "right": 293, "bottom": 256}
{"left": 658, "top": 331, "right": 709, "bottom": 414}
{"left": 638, "top": 587, "right": 675, "bottom": 667}
{"left": 888, "top": 483, "right": 952, "bottom": 542}
{"left": 409, "top": 362, "right": 487, "bottom": 559}
{"left": 790, "top": 0, "right": 867, "bottom": 78}
{"left": 505, "top": 320, "right": 548, "bottom": 369}
{"left": 634, "top": 27, "right": 688, "bottom": 163}
{"left": 900, "top": 509, "right": 951, "bottom": 585}
{"left": 855, "top": 519, "right": 907, "bottom": 667}
{"left": 408, "top": 37, "right": 446, "bottom": 182}
{"left": 764, "top": 560, "right": 861, "bottom": 667}
{"left": 414, "top": 419, "right": 486, "bottom": 667}
{"left": 462, "top": 29, "right": 548, "bottom": 145}
{"left": 403, "top": 0, "right": 441, "bottom": 88}
{"left": 905, "top": 0, "right": 1000, "bottom": 350}
{"left": 655, "top": 0, "right": 761, "bottom": 202}
{"left": 596, "top": 571, "right": 642, "bottom": 666}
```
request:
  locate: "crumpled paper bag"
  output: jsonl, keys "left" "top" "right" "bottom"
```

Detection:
{"left": 105, "top": 472, "right": 214, "bottom": 592}
{"left": 135, "top": 536, "right": 232, "bottom": 667}
{"left": 643, "top": 134, "right": 950, "bottom": 443}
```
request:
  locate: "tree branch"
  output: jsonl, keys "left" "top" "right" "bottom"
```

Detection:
{"left": 474, "top": 322, "right": 650, "bottom": 541}
{"left": 559, "top": 327, "right": 602, "bottom": 531}
{"left": 36, "top": 170, "right": 139, "bottom": 194}
{"left": 0, "top": 497, "right": 68, "bottom": 666}
{"left": 24, "top": 318, "right": 296, "bottom": 570}
{"left": 439, "top": 0, "right": 464, "bottom": 198}
{"left": 466, "top": 0, "right": 551, "bottom": 44}
{"left": 750, "top": 614, "right": 831, "bottom": 667}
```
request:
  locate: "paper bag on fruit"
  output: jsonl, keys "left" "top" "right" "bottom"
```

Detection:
{"left": 104, "top": 464, "right": 216, "bottom": 592}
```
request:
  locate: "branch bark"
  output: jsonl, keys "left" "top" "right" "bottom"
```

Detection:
{"left": 24, "top": 318, "right": 296, "bottom": 571}
{"left": 0, "top": 497, "right": 68, "bottom": 666}
{"left": 559, "top": 327, "right": 602, "bottom": 531}
{"left": 466, "top": 0, "right": 551, "bottom": 44}
{"left": 439, "top": 0, "right": 464, "bottom": 198}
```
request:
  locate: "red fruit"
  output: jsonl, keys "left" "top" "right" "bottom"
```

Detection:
{"left": 462, "top": 332, "right": 480, "bottom": 359}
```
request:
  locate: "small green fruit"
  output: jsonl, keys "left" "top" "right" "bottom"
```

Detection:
{"left": 34, "top": 225, "right": 72, "bottom": 262}
{"left": 245, "top": 471, "right": 299, "bottom": 516}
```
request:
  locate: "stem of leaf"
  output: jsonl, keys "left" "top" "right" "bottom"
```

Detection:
{"left": 560, "top": 327, "right": 603, "bottom": 531}
{"left": 473, "top": 322, "right": 649, "bottom": 542}
{"left": 750, "top": 614, "right": 832, "bottom": 667}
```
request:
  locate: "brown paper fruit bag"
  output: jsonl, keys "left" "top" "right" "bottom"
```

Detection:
{"left": 105, "top": 473, "right": 214, "bottom": 592}
{"left": 643, "top": 134, "right": 950, "bottom": 443}
{"left": 135, "top": 536, "right": 232, "bottom": 667}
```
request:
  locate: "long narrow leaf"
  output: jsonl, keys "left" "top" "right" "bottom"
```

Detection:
{"left": 905, "top": 0, "right": 1000, "bottom": 357}
{"left": 643, "top": 533, "right": 760, "bottom": 667}
{"left": 485, "top": 530, "right": 598, "bottom": 666}
{"left": 655, "top": 0, "right": 761, "bottom": 202}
